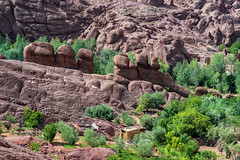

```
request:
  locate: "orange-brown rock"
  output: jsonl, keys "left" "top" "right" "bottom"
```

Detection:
{"left": 23, "top": 42, "right": 55, "bottom": 66}
{"left": 55, "top": 45, "right": 77, "bottom": 69}
{"left": 77, "top": 48, "right": 94, "bottom": 73}
{"left": 195, "top": 86, "right": 208, "bottom": 96}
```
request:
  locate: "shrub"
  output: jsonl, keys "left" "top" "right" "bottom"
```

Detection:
{"left": 113, "top": 116, "right": 120, "bottom": 125}
{"left": 172, "top": 108, "right": 211, "bottom": 136}
{"left": 114, "top": 136, "right": 125, "bottom": 150}
{"left": 60, "top": 123, "right": 79, "bottom": 145}
{"left": 23, "top": 108, "right": 45, "bottom": 128}
{"left": 127, "top": 51, "right": 136, "bottom": 64}
{"left": 6, "top": 114, "right": 15, "bottom": 124}
{"left": 44, "top": 123, "right": 57, "bottom": 143}
{"left": 4, "top": 123, "right": 11, "bottom": 130}
{"left": 30, "top": 140, "right": 41, "bottom": 151}
{"left": 85, "top": 104, "right": 115, "bottom": 121}
{"left": 0, "top": 121, "right": 2, "bottom": 134}
{"left": 84, "top": 128, "right": 106, "bottom": 147}
{"left": 136, "top": 139, "right": 153, "bottom": 157}
{"left": 218, "top": 44, "right": 226, "bottom": 51}
{"left": 137, "top": 92, "right": 166, "bottom": 112}
{"left": 194, "top": 150, "right": 217, "bottom": 160}
{"left": 140, "top": 114, "right": 154, "bottom": 130}
{"left": 152, "top": 126, "right": 167, "bottom": 144}
{"left": 121, "top": 111, "right": 136, "bottom": 126}
{"left": 158, "top": 58, "right": 170, "bottom": 74}
{"left": 57, "top": 121, "right": 66, "bottom": 133}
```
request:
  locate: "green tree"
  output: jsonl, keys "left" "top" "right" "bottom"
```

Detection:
{"left": 23, "top": 108, "right": 45, "bottom": 128}
{"left": 85, "top": 104, "right": 115, "bottom": 121}
{"left": 136, "top": 139, "right": 153, "bottom": 157}
{"left": 137, "top": 92, "right": 166, "bottom": 112}
{"left": 140, "top": 114, "right": 154, "bottom": 130}
{"left": 44, "top": 123, "right": 57, "bottom": 143}
{"left": 121, "top": 111, "right": 136, "bottom": 126}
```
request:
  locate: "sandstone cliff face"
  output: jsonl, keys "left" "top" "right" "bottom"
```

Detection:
{"left": 0, "top": 0, "right": 239, "bottom": 67}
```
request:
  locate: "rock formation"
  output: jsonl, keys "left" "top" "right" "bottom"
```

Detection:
{"left": 113, "top": 53, "right": 191, "bottom": 97}
{"left": 23, "top": 42, "right": 94, "bottom": 73}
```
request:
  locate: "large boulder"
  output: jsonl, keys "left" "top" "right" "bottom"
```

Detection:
{"left": 138, "top": 0, "right": 164, "bottom": 7}
{"left": 23, "top": 42, "right": 55, "bottom": 66}
{"left": 0, "top": 54, "right": 6, "bottom": 59}
{"left": 195, "top": 87, "right": 208, "bottom": 96}
{"left": 77, "top": 48, "right": 94, "bottom": 73}
{"left": 128, "top": 81, "right": 155, "bottom": 99}
{"left": 55, "top": 45, "right": 77, "bottom": 69}
{"left": 107, "top": 29, "right": 124, "bottom": 44}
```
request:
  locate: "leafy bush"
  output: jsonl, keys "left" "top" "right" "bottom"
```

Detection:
{"left": 94, "top": 49, "right": 120, "bottom": 75}
{"left": 121, "top": 111, "right": 136, "bottom": 126}
{"left": 218, "top": 44, "right": 226, "bottom": 51}
{"left": 194, "top": 150, "right": 217, "bottom": 160}
{"left": 4, "top": 123, "right": 11, "bottom": 130}
{"left": 6, "top": 114, "right": 15, "bottom": 124}
{"left": 114, "top": 136, "right": 125, "bottom": 150}
{"left": 140, "top": 114, "right": 154, "bottom": 130}
{"left": 60, "top": 123, "right": 79, "bottom": 145}
{"left": 172, "top": 108, "right": 211, "bottom": 136}
{"left": 113, "top": 116, "right": 120, "bottom": 125}
{"left": 228, "top": 38, "right": 240, "bottom": 55}
{"left": 152, "top": 126, "right": 167, "bottom": 144}
{"left": 23, "top": 108, "right": 45, "bottom": 128}
{"left": 137, "top": 92, "right": 166, "bottom": 112}
{"left": 84, "top": 128, "right": 106, "bottom": 147}
{"left": 158, "top": 58, "right": 170, "bottom": 74}
{"left": 0, "top": 121, "right": 2, "bottom": 134}
{"left": 30, "top": 140, "right": 41, "bottom": 151}
{"left": 133, "top": 131, "right": 153, "bottom": 145}
{"left": 44, "top": 123, "right": 57, "bottom": 143}
{"left": 127, "top": 51, "right": 136, "bottom": 64}
{"left": 136, "top": 139, "right": 153, "bottom": 157}
{"left": 85, "top": 104, "right": 115, "bottom": 121}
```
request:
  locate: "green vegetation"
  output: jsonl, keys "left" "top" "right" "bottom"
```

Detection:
{"left": 30, "top": 140, "right": 41, "bottom": 151}
{"left": 218, "top": 43, "right": 226, "bottom": 51}
{"left": 126, "top": 51, "right": 136, "bottom": 64}
{"left": 0, "top": 121, "right": 2, "bottom": 134}
{"left": 137, "top": 92, "right": 166, "bottom": 112}
{"left": 23, "top": 108, "right": 45, "bottom": 129}
{"left": 0, "top": 34, "right": 29, "bottom": 60}
{"left": 158, "top": 58, "right": 170, "bottom": 74}
{"left": 94, "top": 48, "right": 120, "bottom": 75}
{"left": 113, "top": 116, "right": 120, "bottom": 125}
{"left": 140, "top": 114, "right": 155, "bottom": 130}
{"left": 6, "top": 114, "right": 15, "bottom": 124}
{"left": 4, "top": 123, "right": 11, "bottom": 130}
{"left": 121, "top": 111, "right": 136, "bottom": 126}
{"left": 43, "top": 123, "right": 57, "bottom": 143}
{"left": 51, "top": 154, "right": 60, "bottom": 160}
{"left": 173, "top": 54, "right": 240, "bottom": 93}
{"left": 84, "top": 128, "right": 106, "bottom": 147}
{"left": 85, "top": 104, "right": 115, "bottom": 121}
{"left": 228, "top": 38, "right": 240, "bottom": 55}
{"left": 62, "top": 144, "right": 76, "bottom": 149}
{"left": 56, "top": 121, "right": 79, "bottom": 145}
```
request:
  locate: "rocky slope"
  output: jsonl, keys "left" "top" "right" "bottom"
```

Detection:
{"left": 0, "top": 0, "right": 239, "bottom": 65}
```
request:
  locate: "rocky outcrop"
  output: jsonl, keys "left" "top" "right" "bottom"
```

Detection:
{"left": 23, "top": 42, "right": 94, "bottom": 73}
{"left": 0, "top": 136, "right": 52, "bottom": 160}
{"left": 114, "top": 53, "right": 191, "bottom": 98}
{"left": 56, "top": 45, "right": 78, "bottom": 69}
{"left": 66, "top": 148, "right": 114, "bottom": 160}
{"left": 195, "top": 87, "right": 208, "bottom": 96}
{"left": 0, "top": 59, "right": 137, "bottom": 134}
{"left": 77, "top": 48, "right": 94, "bottom": 74}
{"left": 24, "top": 42, "right": 55, "bottom": 66}
{"left": 138, "top": 0, "right": 165, "bottom": 7}
{"left": 155, "top": 36, "right": 192, "bottom": 70}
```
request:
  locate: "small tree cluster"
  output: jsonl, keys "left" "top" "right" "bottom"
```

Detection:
{"left": 44, "top": 123, "right": 57, "bottom": 143}
{"left": 121, "top": 111, "right": 136, "bottom": 126}
{"left": 137, "top": 92, "right": 166, "bottom": 112}
{"left": 85, "top": 104, "right": 115, "bottom": 121}
{"left": 23, "top": 108, "right": 45, "bottom": 128}
{"left": 140, "top": 114, "right": 155, "bottom": 130}
{"left": 84, "top": 128, "right": 106, "bottom": 147}
{"left": 57, "top": 121, "right": 79, "bottom": 145}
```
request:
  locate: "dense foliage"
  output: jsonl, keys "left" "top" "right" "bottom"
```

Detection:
{"left": 57, "top": 121, "right": 79, "bottom": 145}
{"left": 173, "top": 54, "right": 240, "bottom": 93}
{"left": 30, "top": 140, "right": 41, "bottom": 151}
{"left": 137, "top": 92, "right": 166, "bottom": 112}
{"left": 0, "top": 121, "right": 2, "bottom": 134}
{"left": 85, "top": 104, "right": 115, "bottom": 121}
{"left": 6, "top": 114, "right": 15, "bottom": 124}
{"left": 44, "top": 123, "right": 57, "bottom": 143}
{"left": 121, "top": 111, "right": 136, "bottom": 126}
{"left": 84, "top": 128, "right": 106, "bottom": 147}
{"left": 23, "top": 108, "right": 45, "bottom": 128}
